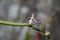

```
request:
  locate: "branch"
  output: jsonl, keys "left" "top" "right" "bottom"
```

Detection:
{"left": 0, "top": 20, "right": 30, "bottom": 26}
{"left": 0, "top": 20, "right": 45, "bottom": 35}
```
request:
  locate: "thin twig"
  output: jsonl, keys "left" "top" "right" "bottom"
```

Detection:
{"left": 0, "top": 20, "right": 30, "bottom": 26}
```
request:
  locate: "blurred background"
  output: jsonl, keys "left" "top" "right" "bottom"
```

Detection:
{"left": 0, "top": 0, "right": 60, "bottom": 40}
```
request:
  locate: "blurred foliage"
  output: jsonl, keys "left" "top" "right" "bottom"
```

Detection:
{"left": 0, "top": 0, "right": 60, "bottom": 40}
{"left": 24, "top": 28, "right": 30, "bottom": 40}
